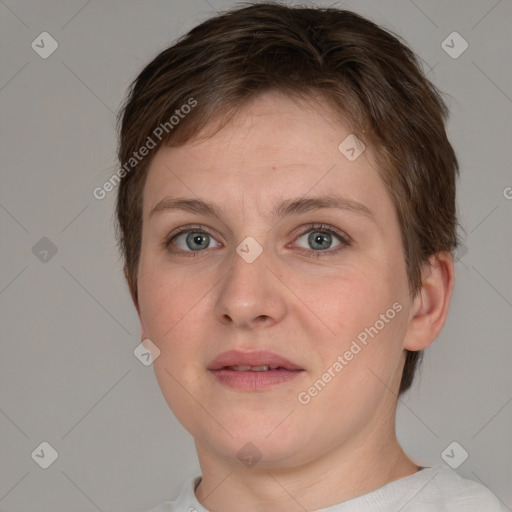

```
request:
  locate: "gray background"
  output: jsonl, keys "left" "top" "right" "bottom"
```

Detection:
{"left": 1, "top": 0, "right": 511, "bottom": 510}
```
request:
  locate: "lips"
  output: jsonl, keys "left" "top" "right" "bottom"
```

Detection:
{"left": 208, "top": 350, "right": 305, "bottom": 390}
{"left": 208, "top": 350, "right": 303, "bottom": 371}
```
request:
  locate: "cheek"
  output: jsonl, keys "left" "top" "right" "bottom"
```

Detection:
{"left": 136, "top": 253, "right": 223, "bottom": 390}
{"left": 136, "top": 263, "right": 210, "bottom": 423}
{"left": 137, "top": 252, "right": 198, "bottom": 357}
{"left": 305, "top": 265, "right": 403, "bottom": 337}
{"left": 303, "top": 298, "right": 407, "bottom": 426}
{"left": 304, "top": 265, "right": 409, "bottom": 385}
{"left": 138, "top": 238, "right": 196, "bottom": 326}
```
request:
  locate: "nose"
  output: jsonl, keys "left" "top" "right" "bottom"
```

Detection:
{"left": 213, "top": 243, "right": 288, "bottom": 330}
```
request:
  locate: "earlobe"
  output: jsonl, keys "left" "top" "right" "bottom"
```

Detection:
{"left": 404, "top": 252, "right": 455, "bottom": 351}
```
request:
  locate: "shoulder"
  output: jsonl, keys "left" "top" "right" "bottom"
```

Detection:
{"left": 143, "top": 503, "right": 173, "bottom": 512}
{"left": 140, "top": 469, "right": 506, "bottom": 512}
{"left": 142, "top": 475, "right": 204, "bottom": 512}
{"left": 407, "top": 465, "right": 505, "bottom": 511}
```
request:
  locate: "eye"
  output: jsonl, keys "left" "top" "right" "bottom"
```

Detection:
{"left": 294, "top": 224, "right": 350, "bottom": 257}
{"left": 165, "top": 225, "right": 222, "bottom": 254}
{"left": 164, "top": 223, "right": 350, "bottom": 258}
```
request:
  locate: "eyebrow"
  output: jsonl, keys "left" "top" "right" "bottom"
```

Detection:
{"left": 149, "top": 194, "right": 375, "bottom": 222}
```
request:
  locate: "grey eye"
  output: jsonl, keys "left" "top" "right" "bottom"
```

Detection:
{"left": 296, "top": 230, "right": 342, "bottom": 251}
{"left": 174, "top": 231, "right": 219, "bottom": 251}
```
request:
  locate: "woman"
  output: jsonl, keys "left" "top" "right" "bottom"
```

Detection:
{"left": 115, "top": 3, "right": 504, "bottom": 510}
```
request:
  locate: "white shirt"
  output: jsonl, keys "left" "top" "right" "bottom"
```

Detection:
{"left": 144, "top": 465, "right": 506, "bottom": 511}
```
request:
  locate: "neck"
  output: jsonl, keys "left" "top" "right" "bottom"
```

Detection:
{"left": 194, "top": 427, "right": 418, "bottom": 511}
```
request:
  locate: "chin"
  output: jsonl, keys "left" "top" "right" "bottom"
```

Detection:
{"left": 194, "top": 418, "right": 317, "bottom": 468}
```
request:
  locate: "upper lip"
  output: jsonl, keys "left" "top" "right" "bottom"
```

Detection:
{"left": 208, "top": 350, "right": 303, "bottom": 371}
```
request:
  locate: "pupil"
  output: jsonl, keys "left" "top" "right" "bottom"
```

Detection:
{"left": 187, "top": 233, "right": 208, "bottom": 250}
{"left": 310, "top": 232, "right": 330, "bottom": 250}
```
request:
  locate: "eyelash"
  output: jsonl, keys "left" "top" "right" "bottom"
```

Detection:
{"left": 163, "top": 223, "right": 351, "bottom": 259}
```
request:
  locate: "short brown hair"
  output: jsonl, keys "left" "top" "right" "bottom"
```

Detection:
{"left": 116, "top": 2, "right": 459, "bottom": 394}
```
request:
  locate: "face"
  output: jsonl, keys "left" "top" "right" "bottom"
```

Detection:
{"left": 135, "top": 91, "right": 415, "bottom": 469}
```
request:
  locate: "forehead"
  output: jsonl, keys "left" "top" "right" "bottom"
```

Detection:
{"left": 141, "top": 91, "right": 392, "bottom": 221}
{"left": 176, "top": 91, "right": 359, "bottom": 167}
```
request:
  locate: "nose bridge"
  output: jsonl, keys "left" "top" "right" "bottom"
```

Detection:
{"left": 214, "top": 237, "right": 286, "bottom": 326}
{"left": 225, "top": 237, "right": 270, "bottom": 302}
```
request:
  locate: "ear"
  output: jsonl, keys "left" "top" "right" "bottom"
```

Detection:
{"left": 403, "top": 252, "right": 455, "bottom": 351}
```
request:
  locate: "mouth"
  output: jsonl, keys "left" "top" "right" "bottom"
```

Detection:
{"left": 208, "top": 350, "right": 305, "bottom": 390}
{"left": 223, "top": 364, "right": 290, "bottom": 371}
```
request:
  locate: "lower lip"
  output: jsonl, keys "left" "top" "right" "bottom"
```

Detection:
{"left": 209, "top": 368, "right": 304, "bottom": 390}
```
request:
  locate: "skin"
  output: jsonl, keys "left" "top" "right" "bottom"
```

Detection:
{"left": 130, "top": 91, "right": 454, "bottom": 511}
